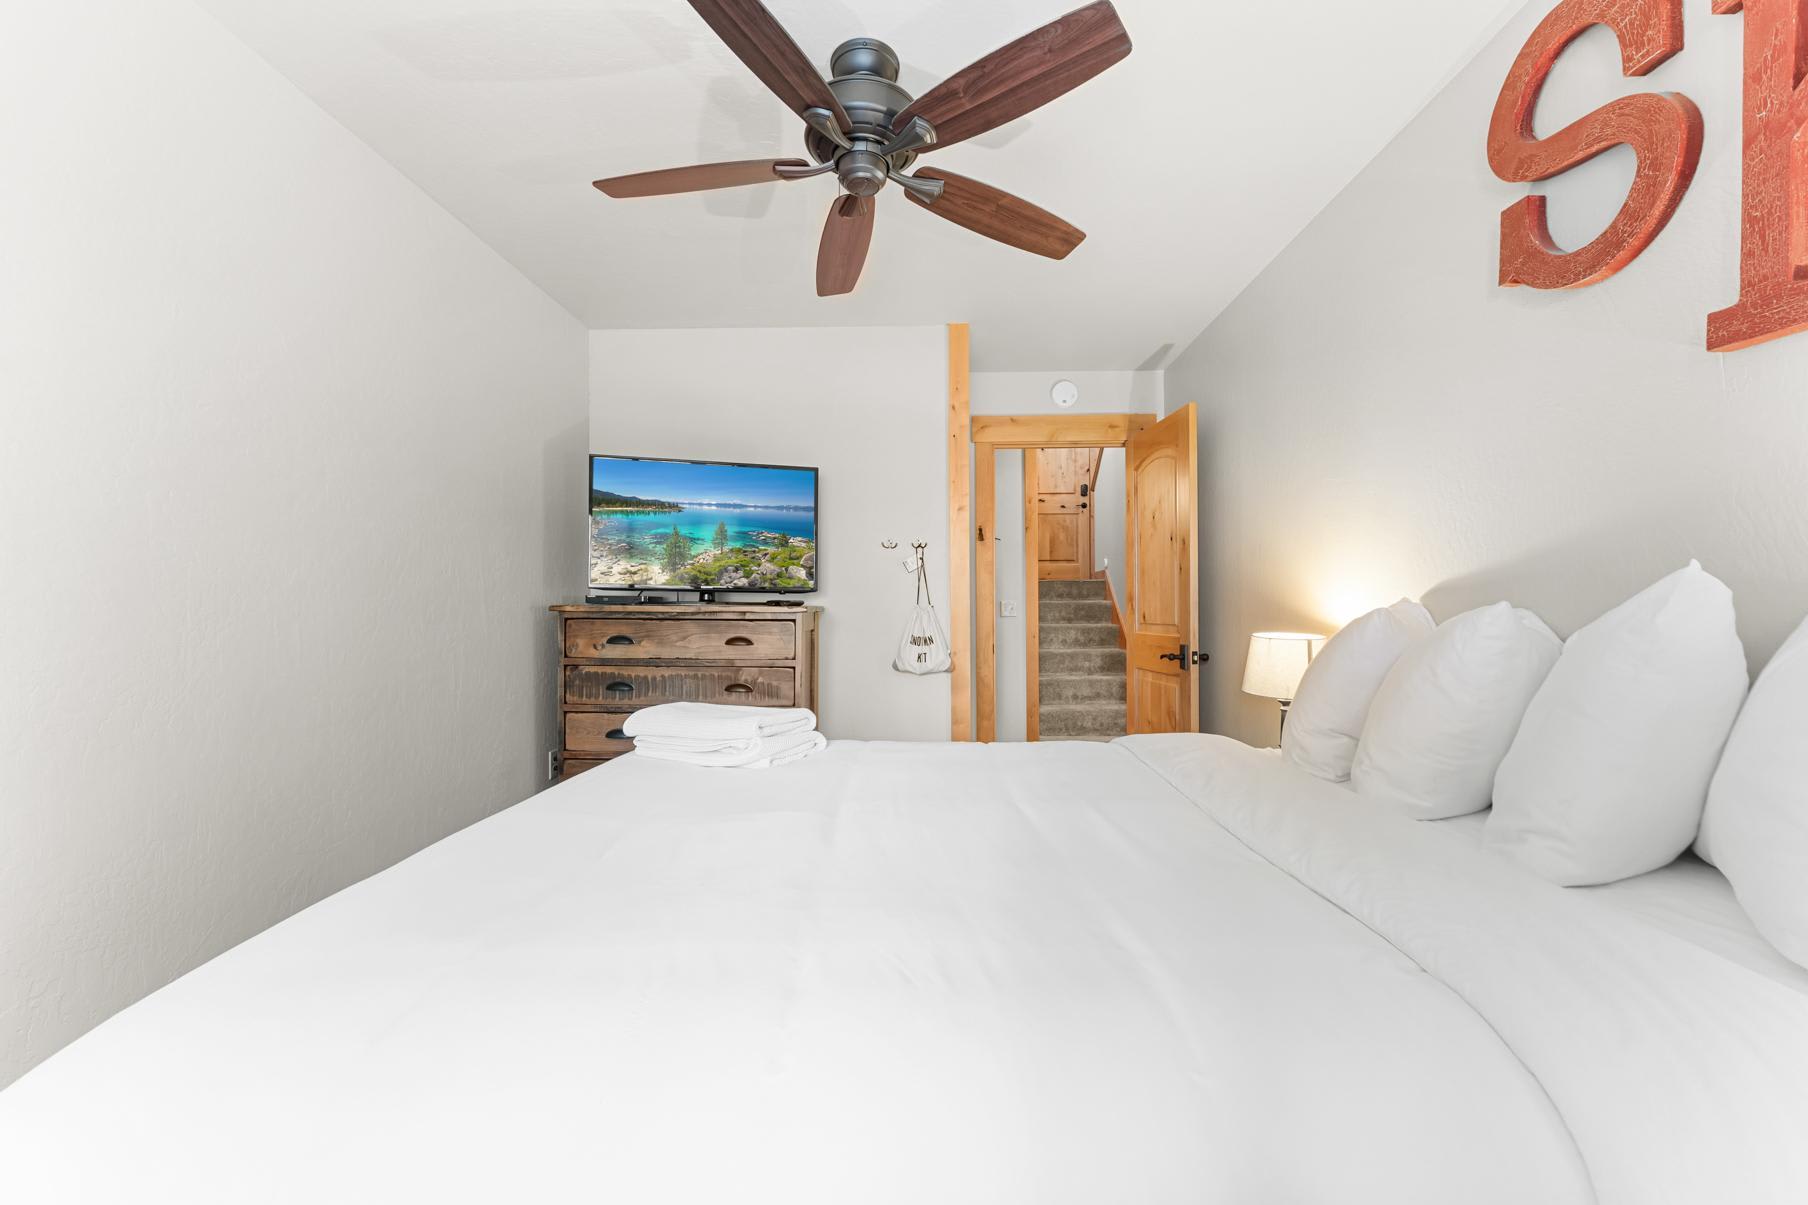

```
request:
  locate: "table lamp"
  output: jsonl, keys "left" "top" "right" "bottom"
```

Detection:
{"left": 1242, "top": 632, "right": 1325, "bottom": 745}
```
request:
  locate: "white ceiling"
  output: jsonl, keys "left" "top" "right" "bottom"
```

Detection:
{"left": 197, "top": 0, "right": 1519, "bottom": 369}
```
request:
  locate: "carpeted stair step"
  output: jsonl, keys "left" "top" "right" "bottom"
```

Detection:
{"left": 1038, "top": 579, "right": 1108, "bottom": 601}
{"left": 1039, "top": 702, "right": 1127, "bottom": 739}
{"left": 1040, "top": 622, "right": 1120, "bottom": 650}
{"left": 1039, "top": 673, "right": 1127, "bottom": 705}
{"left": 1040, "top": 647, "right": 1125, "bottom": 675}
{"left": 1040, "top": 599, "right": 1112, "bottom": 624}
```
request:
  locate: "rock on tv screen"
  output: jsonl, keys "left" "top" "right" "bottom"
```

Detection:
{"left": 588, "top": 455, "right": 818, "bottom": 593}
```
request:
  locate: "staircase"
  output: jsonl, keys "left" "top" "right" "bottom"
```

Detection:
{"left": 1037, "top": 579, "right": 1126, "bottom": 741}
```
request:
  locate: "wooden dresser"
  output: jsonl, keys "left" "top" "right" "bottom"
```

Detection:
{"left": 550, "top": 603, "right": 822, "bottom": 779}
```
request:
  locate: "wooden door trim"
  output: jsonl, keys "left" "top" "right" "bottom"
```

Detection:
{"left": 1180, "top": 406, "right": 1200, "bottom": 729}
{"left": 965, "top": 412, "right": 1154, "bottom": 743}
{"left": 972, "top": 413, "right": 1157, "bottom": 448}
{"left": 947, "top": 324, "right": 972, "bottom": 741}
{"left": 1024, "top": 450, "right": 1041, "bottom": 742}
{"left": 975, "top": 447, "right": 997, "bottom": 742}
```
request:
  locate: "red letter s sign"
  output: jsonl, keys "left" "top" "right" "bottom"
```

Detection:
{"left": 1489, "top": 0, "right": 1702, "bottom": 290}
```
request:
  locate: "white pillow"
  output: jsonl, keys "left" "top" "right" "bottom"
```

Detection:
{"left": 1282, "top": 598, "right": 1433, "bottom": 781}
{"left": 1697, "top": 615, "right": 1808, "bottom": 968}
{"left": 1486, "top": 562, "right": 1748, "bottom": 886}
{"left": 1350, "top": 603, "right": 1561, "bottom": 819}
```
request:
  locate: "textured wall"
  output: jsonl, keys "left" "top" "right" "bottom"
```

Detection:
{"left": 0, "top": 1, "right": 588, "bottom": 1085}
{"left": 588, "top": 327, "right": 952, "bottom": 742}
{"left": 1165, "top": 2, "right": 1808, "bottom": 746}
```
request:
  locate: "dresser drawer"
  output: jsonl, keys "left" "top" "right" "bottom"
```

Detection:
{"left": 563, "top": 664, "right": 796, "bottom": 709}
{"left": 564, "top": 711, "right": 636, "bottom": 755}
{"left": 564, "top": 618, "right": 796, "bottom": 661}
{"left": 560, "top": 758, "right": 607, "bottom": 780}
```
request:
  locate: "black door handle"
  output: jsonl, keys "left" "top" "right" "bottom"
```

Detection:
{"left": 1159, "top": 644, "right": 1194, "bottom": 669}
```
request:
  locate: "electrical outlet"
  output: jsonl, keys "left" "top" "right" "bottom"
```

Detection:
{"left": 547, "top": 750, "right": 559, "bottom": 781}
{"left": 999, "top": 600, "right": 1020, "bottom": 618}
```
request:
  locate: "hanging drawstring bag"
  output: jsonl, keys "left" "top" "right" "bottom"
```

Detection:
{"left": 894, "top": 549, "right": 951, "bottom": 675}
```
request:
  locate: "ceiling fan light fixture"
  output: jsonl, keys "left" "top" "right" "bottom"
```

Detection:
{"left": 591, "top": 1, "right": 1131, "bottom": 296}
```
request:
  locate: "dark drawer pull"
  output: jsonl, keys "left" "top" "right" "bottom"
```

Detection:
{"left": 724, "top": 636, "right": 755, "bottom": 646}
{"left": 605, "top": 634, "right": 635, "bottom": 646}
{"left": 605, "top": 681, "right": 634, "bottom": 694}
{"left": 723, "top": 683, "right": 754, "bottom": 694}
{"left": 605, "top": 728, "right": 628, "bottom": 740}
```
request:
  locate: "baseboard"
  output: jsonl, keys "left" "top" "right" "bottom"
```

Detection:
{"left": 1103, "top": 575, "right": 1127, "bottom": 649}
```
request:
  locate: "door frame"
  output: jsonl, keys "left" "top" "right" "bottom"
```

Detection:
{"left": 965, "top": 413, "right": 1158, "bottom": 741}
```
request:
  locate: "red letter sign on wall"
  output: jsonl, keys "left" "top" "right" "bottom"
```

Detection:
{"left": 1489, "top": 0, "right": 1702, "bottom": 290}
{"left": 1708, "top": 1, "right": 1808, "bottom": 351}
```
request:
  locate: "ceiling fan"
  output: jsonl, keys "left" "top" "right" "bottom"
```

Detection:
{"left": 593, "top": 0, "right": 1132, "bottom": 296}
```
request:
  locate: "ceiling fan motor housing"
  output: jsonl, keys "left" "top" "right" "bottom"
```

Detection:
{"left": 810, "top": 38, "right": 921, "bottom": 191}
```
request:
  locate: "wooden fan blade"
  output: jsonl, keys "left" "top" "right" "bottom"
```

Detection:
{"left": 905, "top": 169, "right": 1085, "bottom": 260}
{"left": 593, "top": 158, "right": 809, "bottom": 198}
{"left": 893, "top": 1, "right": 1130, "bottom": 151}
{"left": 816, "top": 195, "right": 875, "bottom": 297}
{"left": 689, "top": 0, "right": 850, "bottom": 131}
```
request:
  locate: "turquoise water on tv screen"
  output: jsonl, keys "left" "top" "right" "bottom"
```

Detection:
{"left": 588, "top": 456, "right": 817, "bottom": 590}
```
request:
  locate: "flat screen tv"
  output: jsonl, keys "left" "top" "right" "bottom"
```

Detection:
{"left": 589, "top": 454, "right": 818, "bottom": 595}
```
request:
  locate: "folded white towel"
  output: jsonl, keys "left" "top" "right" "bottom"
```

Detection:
{"left": 632, "top": 728, "right": 827, "bottom": 769}
{"left": 622, "top": 702, "right": 816, "bottom": 742}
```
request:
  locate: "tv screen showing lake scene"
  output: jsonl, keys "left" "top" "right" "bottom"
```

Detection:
{"left": 589, "top": 455, "right": 818, "bottom": 592}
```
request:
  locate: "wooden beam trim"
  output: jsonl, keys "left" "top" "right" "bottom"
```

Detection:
{"left": 975, "top": 448, "right": 998, "bottom": 742}
{"left": 947, "top": 324, "right": 973, "bottom": 741}
{"left": 971, "top": 413, "right": 1158, "bottom": 448}
{"left": 1024, "top": 450, "right": 1041, "bottom": 743}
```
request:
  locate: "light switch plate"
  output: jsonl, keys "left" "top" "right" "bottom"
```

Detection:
{"left": 999, "top": 600, "right": 1019, "bottom": 617}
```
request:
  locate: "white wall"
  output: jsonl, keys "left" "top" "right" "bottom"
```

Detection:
{"left": 970, "top": 371, "right": 1166, "bottom": 416}
{"left": 971, "top": 372, "right": 1160, "bottom": 740}
{"left": 1093, "top": 449, "right": 1128, "bottom": 603}
{"left": 0, "top": 2, "right": 588, "bottom": 1086}
{"left": 1165, "top": 2, "right": 1808, "bottom": 746}
{"left": 588, "top": 327, "right": 951, "bottom": 742}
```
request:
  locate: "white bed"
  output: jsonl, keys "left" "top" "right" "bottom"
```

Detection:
{"left": 4, "top": 735, "right": 1807, "bottom": 1203}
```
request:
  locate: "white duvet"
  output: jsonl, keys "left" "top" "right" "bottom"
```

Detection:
{"left": 2, "top": 736, "right": 1804, "bottom": 1202}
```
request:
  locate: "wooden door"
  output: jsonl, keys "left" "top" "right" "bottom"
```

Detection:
{"left": 1125, "top": 405, "right": 1199, "bottom": 734}
{"left": 1031, "top": 447, "right": 1094, "bottom": 580}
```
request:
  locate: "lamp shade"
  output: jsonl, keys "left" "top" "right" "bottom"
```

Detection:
{"left": 1241, "top": 632, "right": 1325, "bottom": 701}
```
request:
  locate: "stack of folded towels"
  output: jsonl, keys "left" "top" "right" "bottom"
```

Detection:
{"left": 621, "top": 702, "right": 826, "bottom": 768}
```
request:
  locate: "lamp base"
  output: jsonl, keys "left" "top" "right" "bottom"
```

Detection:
{"left": 1277, "top": 699, "right": 1292, "bottom": 747}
